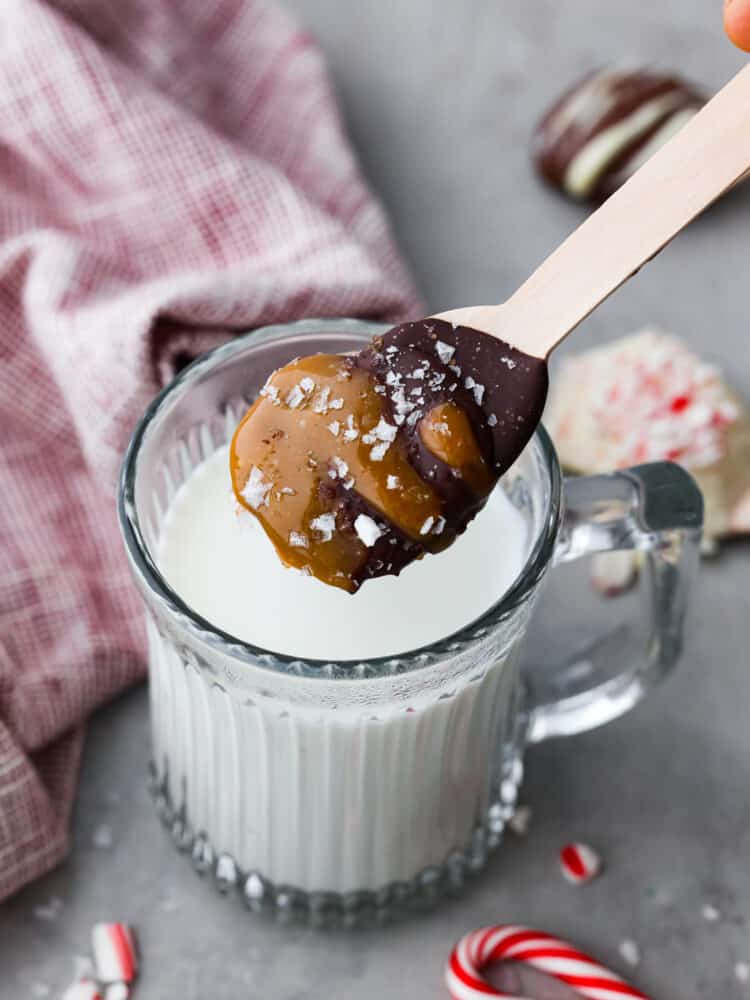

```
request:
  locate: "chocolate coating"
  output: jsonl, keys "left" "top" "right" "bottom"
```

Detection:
{"left": 353, "top": 318, "right": 548, "bottom": 584}
{"left": 534, "top": 68, "right": 705, "bottom": 203}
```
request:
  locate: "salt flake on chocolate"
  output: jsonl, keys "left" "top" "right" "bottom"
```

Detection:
{"left": 289, "top": 531, "right": 309, "bottom": 548}
{"left": 435, "top": 340, "right": 455, "bottom": 364}
{"left": 260, "top": 384, "right": 280, "bottom": 403}
{"left": 313, "top": 387, "right": 331, "bottom": 413}
{"left": 370, "top": 441, "right": 390, "bottom": 461}
{"left": 464, "top": 375, "right": 485, "bottom": 405}
{"left": 373, "top": 418, "right": 397, "bottom": 442}
{"left": 386, "top": 475, "right": 400, "bottom": 490}
{"left": 310, "top": 513, "right": 336, "bottom": 542}
{"left": 354, "top": 514, "right": 382, "bottom": 547}
{"left": 285, "top": 385, "right": 306, "bottom": 409}
{"left": 420, "top": 516, "right": 434, "bottom": 535}
{"left": 329, "top": 456, "right": 349, "bottom": 479}
{"left": 327, "top": 420, "right": 340, "bottom": 436}
{"left": 241, "top": 466, "right": 272, "bottom": 509}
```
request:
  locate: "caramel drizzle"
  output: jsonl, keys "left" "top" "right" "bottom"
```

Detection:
{"left": 231, "top": 354, "right": 488, "bottom": 592}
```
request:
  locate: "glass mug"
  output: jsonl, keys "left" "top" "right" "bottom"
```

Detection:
{"left": 118, "top": 318, "right": 702, "bottom": 925}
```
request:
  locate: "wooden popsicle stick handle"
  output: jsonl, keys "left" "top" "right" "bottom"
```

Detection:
{"left": 439, "top": 64, "right": 750, "bottom": 359}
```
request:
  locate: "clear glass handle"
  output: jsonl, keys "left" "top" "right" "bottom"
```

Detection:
{"left": 525, "top": 461, "right": 703, "bottom": 743}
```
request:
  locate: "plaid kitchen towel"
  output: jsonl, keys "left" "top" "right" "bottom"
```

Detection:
{"left": 0, "top": 0, "right": 419, "bottom": 900}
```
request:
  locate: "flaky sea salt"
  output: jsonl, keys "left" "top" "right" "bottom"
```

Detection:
{"left": 343, "top": 414, "right": 359, "bottom": 441}
{"left": 434, "top": 516, "right": 446, "bottom": 535}
{"left": 285, "top": 385, "right": 306, "bottom": 409}
{"left": 488, "top": 413, "right": 498, "bottom": 427}
{"left": 386, "top": 475, "right": 400, "bottom": 490}
{"left": 420, "top": 516, "right": 434, "bottom": 535}
{"left": 435, "top": 340, "right": 455, "bottom": 364}
{"left": 464, "top": 375, "right": 485, "bottom": 405}
{"left": 329, "top": 397, "right": 344, "bottom": 410}
{"left": 370, "top": 442, "right": 390, "bottom": 461}
{"left": 241, "top": 466, "right": 272, "bottom": 509}
{"left": 289, "top": 531, "right": 308, "bottom": 548}
{"left": 260, "top": 383, "right": 280, "bottom": 403}
{"left": 313, "top": 387, "right": 331, "bottom": 413}
{"left": 500, "top": 356, "right": 517, "bottom": 370}
{"left": 372, "top": 417, "right": 397, "bottom": 442}
{"left": 300, "top": 376, "right": 315, "bottom": 394}
{"left": 329, "top": 457, "right": 349, "bottom": 479}
{"left": 310, "top": 514, "right": 336, "bottom": 542}
{"left": 354, "top": 514, "right": 382, "bottom": 547}
{"left": 327, "top": 421, "right": 340, "bottom": 436}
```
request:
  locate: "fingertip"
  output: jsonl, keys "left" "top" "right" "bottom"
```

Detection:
{"left": 725, "top": 0, "right": 750, "bottom": 52}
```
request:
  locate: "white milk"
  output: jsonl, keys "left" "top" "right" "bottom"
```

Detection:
{"left": 152, "top": 446, "right": 529, "bottom": 895}
{"left": 159, "top": 446, "right": 527, "bottom": 660}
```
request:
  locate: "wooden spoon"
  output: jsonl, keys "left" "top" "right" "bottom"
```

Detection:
{"left": 437, "top": 63, "right": 750, "bottom": 364}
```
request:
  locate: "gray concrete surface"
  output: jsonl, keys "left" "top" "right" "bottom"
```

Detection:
{"left": 3, "top": 2, "right": 750, "bottom": 997}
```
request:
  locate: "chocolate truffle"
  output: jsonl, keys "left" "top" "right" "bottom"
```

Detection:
{"left": 533, "top": 68, "right": 705, "bottom": 203}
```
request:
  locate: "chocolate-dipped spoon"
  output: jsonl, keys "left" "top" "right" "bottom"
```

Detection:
{"left": 232, "top": 65, "right": 750, "bottom": 593}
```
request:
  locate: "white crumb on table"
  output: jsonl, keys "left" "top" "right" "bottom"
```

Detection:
{"left": 618, "top": 939, "right": 640, "bottom": 967}
{"left": 507, "top": 805, "right": 532, "bottom": 835}
{"left": 33, "top": 896, "right": 63, "bottom": 921}
{"left": 92, "top": 823, "right": 113, "bottom": 849}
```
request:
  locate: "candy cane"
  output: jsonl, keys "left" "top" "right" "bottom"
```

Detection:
{"left": 446, "top": 925, "right": 651, "bottom": 1000}
{"left": 61, "top": 981, "right": 102, "bottom": 1000}
{"left": 92, "top": 923, "right": 137, "bottom": 985}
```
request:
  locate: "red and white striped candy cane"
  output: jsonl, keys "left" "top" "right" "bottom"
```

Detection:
{"left": 446, "top": 925, "right": 651, "bottom": 1000}
{"left": 92, "top": 923, "right": 137, "bottom": 985}
{"left": 61, "top": 980, "right": 102, "bottom": 1000}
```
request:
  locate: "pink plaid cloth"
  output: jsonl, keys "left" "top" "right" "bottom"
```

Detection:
{"left": 0, "top": 0, "right": 419, "bottom": 901}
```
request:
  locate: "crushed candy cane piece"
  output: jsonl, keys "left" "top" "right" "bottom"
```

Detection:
{"left": 560, "top": 842, "right": 602, "bottom": 885}
{"left": 92, "top": 923, "right": 137, "bottom": 985}
{"left": 61, "top": 981, "right": 102, "bottom": 1000}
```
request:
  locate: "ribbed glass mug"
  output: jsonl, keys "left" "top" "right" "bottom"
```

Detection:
{"left": 118, "top": 318, "right": 702, "bottom": 925}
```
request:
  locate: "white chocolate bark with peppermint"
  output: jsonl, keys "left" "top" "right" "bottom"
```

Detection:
{"left": 545, "top": 328, "right": 750, "bottom": 544}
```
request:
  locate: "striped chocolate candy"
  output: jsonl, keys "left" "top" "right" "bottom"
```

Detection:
{"left": 533, "top": 68, "right": 705, "bottom": 202}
